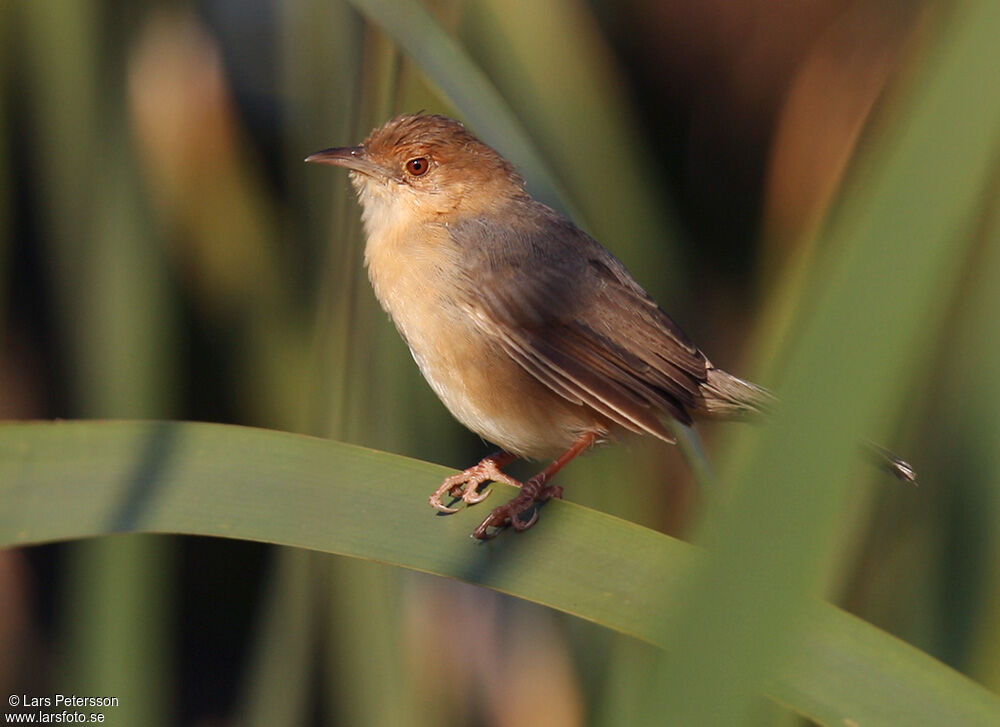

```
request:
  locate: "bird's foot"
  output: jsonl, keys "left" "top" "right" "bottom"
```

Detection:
{"left": 429, "top": 453, "right": 521, "bottom": 513}
{"left": 472, "top": 476, "right": 563, "bottom": 540}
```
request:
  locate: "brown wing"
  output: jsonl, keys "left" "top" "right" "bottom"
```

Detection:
{"left": 451, "top": 204, "right": 709, "bottom": 443}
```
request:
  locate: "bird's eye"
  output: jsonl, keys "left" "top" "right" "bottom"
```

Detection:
{"left": 405, "top": 157, "right": 430, "bottom": 176}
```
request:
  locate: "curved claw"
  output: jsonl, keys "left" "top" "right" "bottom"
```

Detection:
{"left": 432, "top": 475, "right": 493, "bottom": 512}
{"left": 471, "top": 495, "right": 538, "bottom": 538}
{"left": 510, "top": 506, "right": 538, "bottom": 532}
{"left": 471, "top": 525, "right": 501, "bottom": 541}
{"left": 463, "top": 485, "right": 492, "bottom": 504}
{"left": 428, "top": 493, "right": 460, "bottom": 514}
{"left": 430, "top": 472, "right": 490, "bottom": 513}
{"left": 429, "top": 455, "right": 522, "bottom": 516}
{"left": 472, "top": 511, "right": 507, "bottom": 540}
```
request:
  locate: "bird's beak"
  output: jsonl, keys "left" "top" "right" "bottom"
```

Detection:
{"left": 304, "top": 146, "right": 389, "bottom": 179}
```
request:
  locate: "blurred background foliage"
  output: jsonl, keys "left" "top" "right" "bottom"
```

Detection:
{"left": 0, "top": 0, "right": 997, "bottom": 725}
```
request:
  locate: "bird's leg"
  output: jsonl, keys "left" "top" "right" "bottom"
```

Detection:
{"left": 429, "top": 450, "right": 520, "bottom": 513}
{"left": 473, "top": 431, "right": 597, "bottom": 540}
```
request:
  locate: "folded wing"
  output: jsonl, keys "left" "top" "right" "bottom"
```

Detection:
{"left": 452, "top": 207, "right": 710, "bottom": 444}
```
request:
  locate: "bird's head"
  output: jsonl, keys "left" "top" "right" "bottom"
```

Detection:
{"left": 306, "top": 114, "right": 527, "bottom": 230}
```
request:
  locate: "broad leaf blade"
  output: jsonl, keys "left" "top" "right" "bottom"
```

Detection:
{"left": 1, "top": 420, "right": 997, "bottom": 726}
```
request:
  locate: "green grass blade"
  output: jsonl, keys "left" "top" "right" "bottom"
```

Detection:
{"left": 1, "top": 420, "right": 998, "bottom": 726}
{"left": 457, "top": 0, "right": 683, "bottom": 292}
{"left": 237, "top": 548, "right": 315, "bottom": 727}
{"left": 653, "top": 0, "right": 1000, "bottom": 723}
{"left": 343, "top": 0, "right": 576, "bottom": 215}
{"left": 776, "top": 603, "right": 1000, "bottom": 726}
{"left": 17, "top": 3, "right": 177, "bottom": 722}
{"left": 956, "top": 182, "right": 1000, "bottom": 691}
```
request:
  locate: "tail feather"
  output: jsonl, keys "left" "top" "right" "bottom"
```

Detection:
{"left": 694, "top": 367, "right": 917, "bottom": 482}
{"left": 696, "top": 367, "right": 775, "bottom": 420}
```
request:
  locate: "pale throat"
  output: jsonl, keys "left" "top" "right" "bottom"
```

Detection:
{"left": 353, "top": 177, "right": 453, "bottom": 321}
{"left": 354, "top": 174, "right": 436, "bottom": 237}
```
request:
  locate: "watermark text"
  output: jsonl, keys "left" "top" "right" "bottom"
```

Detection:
{"left": 5, "top": 695, "right": 118, "bottom": 723}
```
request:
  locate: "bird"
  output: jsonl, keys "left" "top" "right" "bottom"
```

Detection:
{"left": 306, "top": 113, "right": 914, "bottom": 540}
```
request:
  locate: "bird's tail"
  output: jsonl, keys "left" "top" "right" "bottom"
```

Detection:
{"left": 695, "top": 366, "right": 775, "bottom": 420}
{"left": 694, "top": 367, "right": 917, "bottom": 482}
